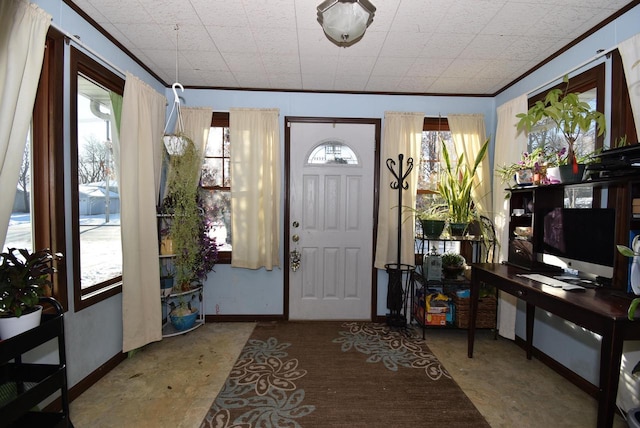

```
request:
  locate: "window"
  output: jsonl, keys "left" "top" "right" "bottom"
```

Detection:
{"left": 307, "top": 140, "right": 359, "bottom": 165}
{"left": 416, "top": 117, "right": 461, "bottom": 254}
{"left": 70, "top": 47, "right": 124, "bottom": 310}
{"left": 526, "top": 65, "right": 604, "bottom": 208}
{"left": 201, "top": 112, "right": 231, "bottom": 263}
{"left": 3, "top": 29, "right": 68, "bottom": 310}
{"left": 416, "top": 117, "right": 456, "bottom": 209}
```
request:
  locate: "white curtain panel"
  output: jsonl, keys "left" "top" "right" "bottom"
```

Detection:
{"left": 179, "top": 107, "right": 212, "bottom": 185}
{"left": 230, "top": 108, "right": 281, "bottom": 270}
{"left": 374, "top": 111, "right": 424, "bottom": 269}
{"left": 0, "top": 0, "right": 50, "bottom": 246}
{"left": 493, "top": 95, "right": 528, "bottom": 262}
{"left": 618, "top": 33, "right": 640, "bottom": 140}
{"left": 120, "top": 73, "right": 166, "bottom": 352}
{"left": 447, "top": 114, "right": 491, "bottom": 217}
{"left": 493, "top": 95, "right": 529, "bottom": 340}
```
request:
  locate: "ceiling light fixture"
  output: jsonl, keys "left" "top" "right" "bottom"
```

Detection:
{"left": 317, "top": 0, "right": 376, "bottom": 47}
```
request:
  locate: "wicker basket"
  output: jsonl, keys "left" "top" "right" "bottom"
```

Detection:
{"left": 453, "top": 294, "right": 497, "bottom": 328}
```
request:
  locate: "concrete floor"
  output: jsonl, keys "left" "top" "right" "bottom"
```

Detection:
{"left": 69, "top": 323, "right": 628, "bottom": 428}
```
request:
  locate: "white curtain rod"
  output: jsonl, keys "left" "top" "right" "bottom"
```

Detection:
{"left": 49, "top": 21, "right": 126, "bottom": 77}
{"left": 527, "top": 45, "right": 617, "bottom": 96}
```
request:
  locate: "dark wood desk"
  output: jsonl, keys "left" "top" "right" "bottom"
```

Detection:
{"left": 468, "top": 263, "right": 640, "bottom": 428}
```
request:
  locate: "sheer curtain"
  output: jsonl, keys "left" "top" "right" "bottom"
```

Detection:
{"left": 0, "top": 0, "right": 50, "bottom": 245}
{"left": 447, "top": 114, "right": 491, "bottom": 218}
{"left": 493, "top": 95, "right": 528, "bottom": 340}
{"left": 180, "top": 107, "right": 212, "bottom": 167}
{"left": 230, "top": 108, "right": 280, "bottom": 270}
{"left": 120, "top": 73, "right": 167, "bottom": 352}
{"left": 618, "top": 33, "right": 640, "bottom": 140}
{"left": 374, "top": 112, "right": 424, "bottom": 269}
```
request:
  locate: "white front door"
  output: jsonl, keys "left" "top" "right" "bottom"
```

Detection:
{"left": 288, "top": 121, "right": 376, "bottom": 320}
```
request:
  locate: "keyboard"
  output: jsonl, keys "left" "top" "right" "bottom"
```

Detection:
{"left": 518, "top": 273, "right": 586, "bottom": 291}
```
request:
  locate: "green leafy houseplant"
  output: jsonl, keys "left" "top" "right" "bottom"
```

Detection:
{"left": 441, "top": 252, "right": 466, "bottom": 279}
{"left": 441, "top": 252, "right": 465, "bottom": 268}
{"left": 0, "top": 248, "right": 63, "bottom": 317}
{"left": 515, "top": 75, "right": 606, "bottom": 169}
{"left": 438, "top": 138, "right": 489, "bottom": 225}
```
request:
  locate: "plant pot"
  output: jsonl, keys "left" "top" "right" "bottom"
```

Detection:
{"left": 420, "top": 219, "right": 445, "bottom": 238}
{"left": 0, "top": 306, "right": 43, "bottom": 340}
{"left": 443, "top": 265, "right": 464, "bottom": 279}
{"left": 449, "top": 222, "right": 468, "bottom": 237}
{"left": 547, "top": 164, "right": 585, "bottom": 184}
{"left": 515, "top": 168, "right": 533, "bottom": 186}
{"left": 169, "top": 309, "right": 198, "bottom": 331}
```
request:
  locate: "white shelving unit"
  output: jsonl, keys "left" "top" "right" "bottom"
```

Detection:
{"left": 161, "top": 285, "right": 204, "bottom": 337}
{"left": 158, "top": 213, "right": 205, "bottom": 337}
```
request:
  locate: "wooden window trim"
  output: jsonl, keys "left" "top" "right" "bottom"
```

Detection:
{"left": 611, "top": 50, "right": 638, "bottom": 146}
{"left": 32, "top": 28, "right": 68, "bottom": 312}
{"left": 70, "top": 47, "right": 124, "bottom": 311}
{"left": 528, "top": 64, "right": 606, "bottom": 151}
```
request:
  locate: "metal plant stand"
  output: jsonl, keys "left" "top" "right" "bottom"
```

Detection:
{"left": 385, "top": 153, "right": 415, "bottom": 327}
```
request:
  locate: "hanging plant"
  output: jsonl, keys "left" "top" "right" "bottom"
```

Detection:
{"left": 164, "top": 135, "right": 202, "bottom": 291}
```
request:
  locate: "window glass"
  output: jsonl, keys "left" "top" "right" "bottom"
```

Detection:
{"left": 416, "top": 121, "right": 460, "bottom": 253}
{"left": 202, "top": 124, "right": 232, "bottom": 256}
{"left": 76, "top": 75, "right": 122, "bottom": 288}
{"left": 307, "top": 141, "right": 358, "bottom": 165}
{"left": 4, "top": 129, "right": 33, "bottom": 253}
{"left": 526, "top": 88, "right": 598, "bottom": 165}
{"left": 71, "top": 47, "right": 124, "bottom": 309}
{"left": 416, "top": 129, "right": 456, "bottom": 209}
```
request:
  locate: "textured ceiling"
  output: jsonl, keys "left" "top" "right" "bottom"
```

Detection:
{"left": 69, "top": 0, "right": 633, "bottom": 95}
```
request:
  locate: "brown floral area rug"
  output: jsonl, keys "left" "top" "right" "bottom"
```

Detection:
{"left": 200, "top": 322, "right": 489, "bottom": 428}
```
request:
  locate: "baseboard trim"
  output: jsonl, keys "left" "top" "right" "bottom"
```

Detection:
{"left": 205, "top": 314, "right": 286, "bottom": 322}
{"left": 513, "top": 335, "right": 598, "bottom": 398}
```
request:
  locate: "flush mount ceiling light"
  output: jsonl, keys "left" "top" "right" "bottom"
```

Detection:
{"left": 317, "top": 0, "right": 376, "bottom": 47}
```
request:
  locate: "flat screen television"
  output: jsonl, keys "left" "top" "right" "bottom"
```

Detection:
{"left": 540, "top": 207, "right": 616, "bottom": 279}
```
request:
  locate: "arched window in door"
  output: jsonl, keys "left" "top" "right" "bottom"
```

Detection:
{"left": 307, "top": 140, "right": 359, "bottom": 165}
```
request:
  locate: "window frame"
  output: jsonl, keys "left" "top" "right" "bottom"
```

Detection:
{"left": 69, "top": 47, "right": 124, "bottom": 311}
{"left": 29, "top": 28, "right": 68, "bottom": 311}
{"left": 527, "top": 64, "right": 606, "bottom": 152}
{"left": 417, "top": 117, "right": 451, "bottom": 197}
{"left": 201, "top": 112, "right": 231, "bottom": 264}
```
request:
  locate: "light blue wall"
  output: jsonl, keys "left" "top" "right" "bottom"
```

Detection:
{"left": 181, "top": 89, "right": 494, "bottom": 316}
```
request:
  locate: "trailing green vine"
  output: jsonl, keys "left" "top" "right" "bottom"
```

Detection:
{"left": 164, "top": 135, "right": 202, "bottom": 291}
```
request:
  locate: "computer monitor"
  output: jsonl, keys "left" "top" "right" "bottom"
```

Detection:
{"left": 540, "top": 207, "right": 616, "bottom": 279}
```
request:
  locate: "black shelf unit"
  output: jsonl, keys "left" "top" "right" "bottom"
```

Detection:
{"left": 0, "top": 297, "right": 72, "bottom": 428}
{"left": 412, "top": 235, "right": 485, "bottom": 337}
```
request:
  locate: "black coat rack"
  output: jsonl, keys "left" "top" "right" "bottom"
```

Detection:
{"left": 385, "top": 153, "right": 414, "bottom": 327}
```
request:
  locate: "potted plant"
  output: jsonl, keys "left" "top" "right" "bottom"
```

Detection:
{"left": 441, "top": 252, "right": 465, "bottom": 279}
{"left": 405, "top": 194, "right": 448, "bottom": 239}
{"left": 437, "top": 137, "right": 489, "bottom": 236}
{"left": 0, "top": 248, "right": 63, "bottom": 339}
{"left": 496, "top": 147, "right": 550, "bottom": 187}
{"left": 516, "top": 75, "right": 606, "bottom": 184}
{"left": 161, "top": 134, "right": 219, "bottom": 331}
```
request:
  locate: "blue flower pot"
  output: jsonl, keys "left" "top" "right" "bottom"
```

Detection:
{"left": 169, "top": 310, "right": 198, "bottom": 331}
